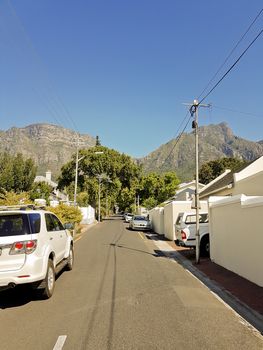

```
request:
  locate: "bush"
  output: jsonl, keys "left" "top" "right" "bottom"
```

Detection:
{"left": 47, "top": 204, "right": 83, "bottom": 225}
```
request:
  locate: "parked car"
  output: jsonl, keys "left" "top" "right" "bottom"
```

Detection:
{"left": 124, "top": 213, "right": 133, "bottom": 223}
{"left": 0, "top": 206, "right": 74, "bottom": 298}
{"left": 175, "top": 211, "right": 210, "bottom": 257}
{"left": 129, "top": 215, "right": 152, "bottom": 231}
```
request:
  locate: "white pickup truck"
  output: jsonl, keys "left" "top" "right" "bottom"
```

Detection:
{"left": 175, "top": 212, "right": 210, "bottom": 257}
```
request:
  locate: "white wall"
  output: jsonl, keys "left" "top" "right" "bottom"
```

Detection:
{"left": 163, "top": 200, "right": 208, "bottom": 241}
{"left": 80, "top": 205, "right": 95, "bottom": 224}
{"left": 209, "top": 195, "right": 263, "bottom": 287}
{"left": 233, "top": 171, "right": 263, "bottom": 196}
{"left": 149, "top": 207, "right": 164, "bottom": 235}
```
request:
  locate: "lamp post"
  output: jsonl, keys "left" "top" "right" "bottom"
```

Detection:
{"left": 73, "top": 152, "right": 85, "bottom": 207}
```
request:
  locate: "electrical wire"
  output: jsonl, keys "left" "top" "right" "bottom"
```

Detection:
{"left": 6, "top": 0, "right": 79, "bottom": 136}
{"left": 198, "top": 8, "right": 263, "bottom": 101}
{"left": 213, "top": 105, "right": 263, "bottom": 119}
{"left": 159, "top": 111, "right": 192, "bottom": 167}
{"left": 199, "top": 27, "right": 263, "bottom": 105}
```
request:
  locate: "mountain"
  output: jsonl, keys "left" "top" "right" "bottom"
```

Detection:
{"left": 138, "top": 123, "right": 263, "bottom": 181}
{"left": 0, "top": 124, "right": 96, "bottom": 179}
{"left": 1, "top": 122, "right": 262, "bottom": 183}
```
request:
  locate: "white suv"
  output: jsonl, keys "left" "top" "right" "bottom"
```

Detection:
{"left": 175, "top": 212, "right": 210, "bottom": 257}
{"left": 0, "top": 206, "right": 74, "bottom": 298}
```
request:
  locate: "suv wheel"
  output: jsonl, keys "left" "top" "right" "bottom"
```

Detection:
{"left": 66, "top": 246, "right": 74, "bottom": 271}
{"left": 41, "top": 259, "right": 55, "bottom": 299}
{"left": 200, "top": 235, "right": 210, "bottom": 257}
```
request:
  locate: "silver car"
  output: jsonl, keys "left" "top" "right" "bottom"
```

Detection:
{"left": 129, "top": 215, "right": 151, "bottom": 231}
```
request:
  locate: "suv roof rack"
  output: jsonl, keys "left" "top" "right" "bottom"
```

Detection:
{"left": 0, "top": 204, "right": 46, "bottom": 211}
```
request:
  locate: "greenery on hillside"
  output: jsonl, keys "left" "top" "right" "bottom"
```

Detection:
{"left": 139, "top": 123, "right": 263, "bottom": 181}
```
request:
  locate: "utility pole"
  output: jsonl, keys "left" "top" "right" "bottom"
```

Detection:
{"left": 74, "top": 136, "right": 80, "bottom": 207}
{"left": 188, "top": 99, "right": 210, "bottom": 264}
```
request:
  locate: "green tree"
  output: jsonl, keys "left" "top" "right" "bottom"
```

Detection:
{"left": 0, "top": 152, "right": 37, "bottom": 193}
{"left": 30, "top": 182, "right": 53, "bottom": 204}
{"left": 57, "top": 146, "right": 142, "bottom": 214}
{"left": 139, "top": 171, "right": 180, "bottom": 208}
{"left": 199, "top": 157, "right": 248, "bottom": 184}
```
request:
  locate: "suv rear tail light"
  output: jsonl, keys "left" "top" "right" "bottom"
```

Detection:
{"left": 181, "top": 230, "right": 187, "bottom": 240}
{"left": 9, "top": 240, "right": 37, "bottom": 255}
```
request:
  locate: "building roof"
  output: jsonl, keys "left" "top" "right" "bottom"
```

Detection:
{"left": 199, "top": 162, "right": 249, "bottom": 198}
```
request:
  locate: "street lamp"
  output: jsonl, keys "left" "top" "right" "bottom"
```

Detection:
{"left": 74, "top": 152, "right": 85, "bottom": 207}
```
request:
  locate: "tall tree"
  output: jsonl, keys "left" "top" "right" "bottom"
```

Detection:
{"left": 57, "top": 146, "right": 142, "bottom": 211}
{"left": 0, "top": 153, "right": 37, "bottom": 193}
{"left": 199, "top": 157, "right": 248, "bottom": 184}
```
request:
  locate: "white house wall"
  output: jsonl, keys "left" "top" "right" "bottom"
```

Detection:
{"left": 149, "top": 207, "right": 164, "bottom": 235}
{"left": 209, "top": 195, "right": 263, "bottom": 287}
{"left": 233, "top": 171, "right": 263, "bottom": 196}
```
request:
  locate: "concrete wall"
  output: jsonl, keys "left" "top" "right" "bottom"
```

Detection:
{"left": 163, "top": 200, "right": 208, "bottom": 241}
{"left": 209, "top": 195, "right": 263, "bottom": 287}
{"left": 80, "top": 205, "right": 95, "bottom": 224}
{"left": 233, "top": 171, "right": 263, "bottom": 196}
{"left": 149, "top": 207, "right": 164, "bottom": 235}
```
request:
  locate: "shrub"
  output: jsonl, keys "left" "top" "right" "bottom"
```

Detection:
{"left": 47, "top": 204, "right": 83, "bottom": 225}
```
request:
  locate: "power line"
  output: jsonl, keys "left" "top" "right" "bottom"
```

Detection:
{"left": 199, "top": 27, "right": 263, "bottom": 104}
{"left": 161, "top": 111, "right": 192, "bottom": 166}
{"left": 198, "top": 8, "right": 263, "bottom": 100}
{"left": 6, "top": 0, "right": 79, "bottom": 135}
{"left": 213, "top": 105, "right": 263, "bottom": 119}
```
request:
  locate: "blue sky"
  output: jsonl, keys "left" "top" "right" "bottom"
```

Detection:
{"left": 0, "top": 0, "right": 263, "bottom": 157}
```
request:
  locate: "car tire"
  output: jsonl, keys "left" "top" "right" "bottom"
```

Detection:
{"left": 66, "top": 245, "right": 74, "bottom": 271}
{"left": 41, "top": 259, "right": 55, "bottom": 299}
{"left": 200, "top": 235, "right": 210, "bottom": 257}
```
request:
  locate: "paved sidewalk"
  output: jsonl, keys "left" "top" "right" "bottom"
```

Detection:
{"left": 148, "top": 232, "right": 263, "bottom": 335}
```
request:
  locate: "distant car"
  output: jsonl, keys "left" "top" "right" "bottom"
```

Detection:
{"left": 175, "top": 211, "right": 210, "bottom": 257}
{"left": 0, "top": 206, "right": 74, "bottom": 298}
{"left": 124, "top": 213, "right": 133, "bottom": 223}
{"left": 129, "top": 215, "right": 152, "bottom": 231}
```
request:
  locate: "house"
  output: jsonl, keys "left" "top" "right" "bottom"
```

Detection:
{"left": 174, "top": 180, "right": 205, "bottom": 201}
{"left": 34, "top": 171, "right": 69, "bottom": 204}
{"left": 199, "top": 160, "right": 256, "bottom": 200}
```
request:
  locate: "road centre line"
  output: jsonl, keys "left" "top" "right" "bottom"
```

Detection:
{"left": 138, "top": 232, "right": 146, "bottom": 241}
{"left": 53, "top": 335, "right": 67, "bottom": 350}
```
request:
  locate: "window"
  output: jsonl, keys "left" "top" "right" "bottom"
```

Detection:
{"left": 29, "top": 213, "right": 41, "bottom": 234}
{"left": 185, "top": 215, "right": 196, "bottom": 224}
{"left": 45, "top": 214, "right": 56, "bottom": 232}
{"left": 185, "top": 213, "right": 208, "bottom": 225}
{"left": 176, "top": 214, "right": 183, "bottom": 225}
{"left": 51, "top": 215, "right": 64, "bottom": 231}
{"left": 0, "top": 214, "right": 30, "bottom": 236}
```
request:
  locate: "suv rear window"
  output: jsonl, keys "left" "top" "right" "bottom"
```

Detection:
{"left": 0, "top": 214, "right": 31, "bottom": 237}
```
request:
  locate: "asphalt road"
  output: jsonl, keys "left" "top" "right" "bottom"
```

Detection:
{"left": 0, "top": 216, "right": 262, "bottom": 350}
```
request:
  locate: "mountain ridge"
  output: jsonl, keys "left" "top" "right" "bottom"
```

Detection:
{"left": 137, "top": 122, "right": 263, "bottom": 181}
{"left": 0, "top": 122, "right": 262, "bottom": 182}
{"left": 0, "top": 123, "right": 96, "bottom": 178}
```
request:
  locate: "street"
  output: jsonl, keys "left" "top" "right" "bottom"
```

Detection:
{"left": 0, "top": 216, "right": 262, "bottom": 350}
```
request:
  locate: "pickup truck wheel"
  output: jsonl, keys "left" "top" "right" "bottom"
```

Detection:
{"left": 66, "top": 246, "right": 74, "bottom": 271}
{"left": 41, "top": 259, "right": 55, "bottom": 299}
{"left": 200, "top": 235, "right": 210, "bottom": 257}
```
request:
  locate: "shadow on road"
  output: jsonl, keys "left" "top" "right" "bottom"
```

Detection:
{"left": 0, "top": 286, "right": 41, "bottom": 308}
{"left": 0, "top": 271, "right": 66, "bottom": 309}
